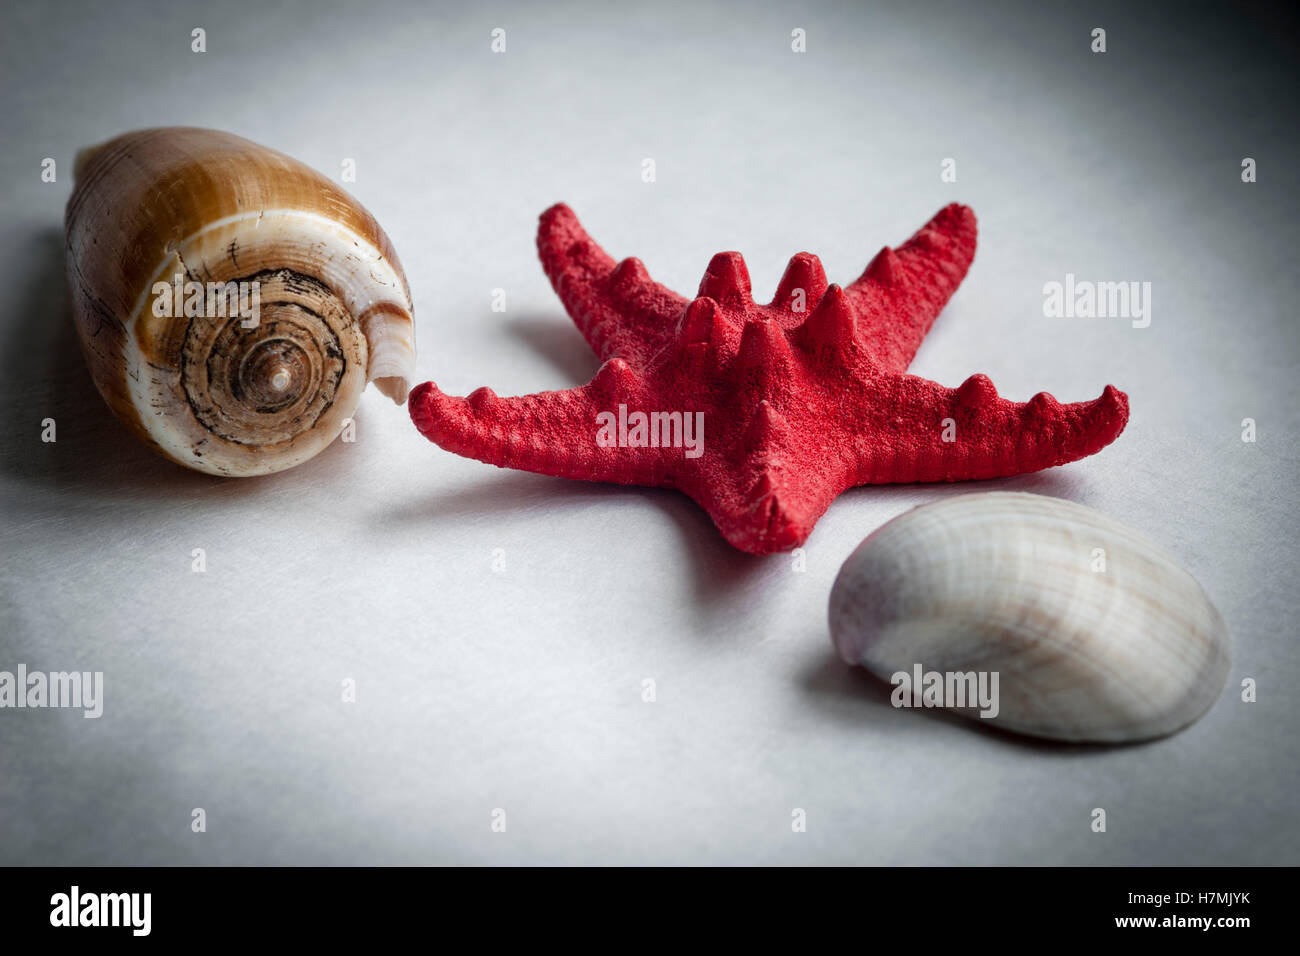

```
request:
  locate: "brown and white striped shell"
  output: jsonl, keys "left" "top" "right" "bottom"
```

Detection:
{"left": 65, "top": 127, "right": 416, "bottom": 476}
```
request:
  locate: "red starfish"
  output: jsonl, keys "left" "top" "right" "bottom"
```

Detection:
{"left": 410, "top": 204, "right": 1129, "bottom": 554}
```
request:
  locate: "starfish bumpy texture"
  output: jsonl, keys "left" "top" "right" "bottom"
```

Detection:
{"left": 410, "top": 203, "right": 1129, "bottom": 554}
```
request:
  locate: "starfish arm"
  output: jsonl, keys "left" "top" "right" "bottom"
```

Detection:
{"left": 844, "top": 203, "right": 978, "bottom": 373}
{"left": 848, "top": 375, "right": 1129, "bottom": 484}
{"left": 409, "top": 361, "right": 673, "bottom": 486}
{"left": 683, "top": 401, "right": 849, "bottom": 554}
{"left": 697, "top": 458, "right": 853, "bottom": 556}
{"left": 536, "top": 204, "right": 689, "bottom": 368}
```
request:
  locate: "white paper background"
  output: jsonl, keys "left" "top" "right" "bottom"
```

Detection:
{"left": 2, "top": 0, "right": 1297, "bottom": 864}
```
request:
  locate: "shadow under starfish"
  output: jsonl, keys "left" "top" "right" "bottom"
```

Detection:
{"left": 410, "top": 204, "right": 1129, "bottom": 555}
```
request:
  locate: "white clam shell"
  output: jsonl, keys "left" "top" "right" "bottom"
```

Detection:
{"left": 829, "top": 492, "right": 1231, "bottom": 742}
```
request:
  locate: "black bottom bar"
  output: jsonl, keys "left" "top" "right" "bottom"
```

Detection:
{"left": 0, "top": 866, "right": 1283, "bottom": 942}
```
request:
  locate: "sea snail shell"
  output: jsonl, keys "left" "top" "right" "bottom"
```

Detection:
{"left": 65, "top": 127, "right": 416, "bottom": 476}
{"left": 829, "top": 493, "right": 1231, "bottom": 743}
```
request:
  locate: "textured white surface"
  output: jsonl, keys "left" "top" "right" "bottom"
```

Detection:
{"left": 1, "top": 0, "right": 1297, "bottom": 864}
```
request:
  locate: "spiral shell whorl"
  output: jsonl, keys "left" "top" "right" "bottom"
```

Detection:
{"left": 178, "top": 269, "right": 365, "bottom": 458}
